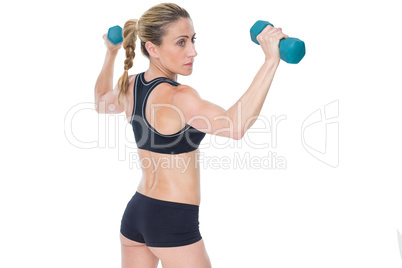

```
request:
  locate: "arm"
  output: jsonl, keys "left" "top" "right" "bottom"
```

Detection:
{"left": 94, "top": 34, "right": 124, "bottom": 114}
{"left": 225, "top": 59, "right": 279, "bottom": 138}
{"left": 174, "top": 60, "right": 279, "bottom": 140}
{"left": 174, "top": 25, "right": 287, "bottom": 140}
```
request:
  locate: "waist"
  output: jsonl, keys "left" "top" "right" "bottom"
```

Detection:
{"left": 138, "top": 148, "right": 201, "bottom": 174}
{"left": 137, "top": 176, "right": 201, "bottom": 205}
{"left": 133, "top": 191, "right": 199, "bottom": 210}
{"left": 136, "top": 148, "right": 201, "bottom": 205}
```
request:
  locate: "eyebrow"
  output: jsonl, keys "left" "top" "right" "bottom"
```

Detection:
{"left": 175, "top": 33, "right": 196, "bottom": 39}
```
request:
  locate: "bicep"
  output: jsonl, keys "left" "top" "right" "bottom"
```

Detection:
{"left": 174, "top": 86, "right": 237, "bottom": 138}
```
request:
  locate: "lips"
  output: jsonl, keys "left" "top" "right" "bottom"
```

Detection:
{"left": 185, "top": 62, "right": 193, "bottom": 66}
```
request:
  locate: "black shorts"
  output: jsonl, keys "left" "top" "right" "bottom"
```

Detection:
{"left": 120, "top": 191, "right": 202, "bottom": 247}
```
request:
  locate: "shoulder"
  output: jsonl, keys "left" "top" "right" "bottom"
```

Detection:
{"left": 153, "top": 82, "right": 199, "bottom": 98}
{"left": 114, "top": 74, "right": 137, "bottom": 92}
{"left": 174, "top": 84, "right": 200, "bottom": 98}
{"left": 125, "top": 74, "right": 138, "bottom": 95}
{"left": 172, "top": 85, "right": 203, "bottom": 109}
{"left": 129, "top": 74, "right": 136, "bottom": 84}
{"left": 148, "top": 83, "right": 201, "bottom": 104}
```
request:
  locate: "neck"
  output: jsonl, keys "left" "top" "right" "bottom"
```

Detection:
{"left": 145, "top": 60, "right": 177, "bottom": 82}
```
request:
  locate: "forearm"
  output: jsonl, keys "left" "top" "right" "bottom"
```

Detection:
{"left": 94, "top": 51, "right": 118, "bottom": 103}
{"left": 225, "top": 59, "right": 280, "bottom": 138}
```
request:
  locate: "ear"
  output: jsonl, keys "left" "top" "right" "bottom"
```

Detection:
{"left": 145, "top": 41, "right": 159, "bottom": 59}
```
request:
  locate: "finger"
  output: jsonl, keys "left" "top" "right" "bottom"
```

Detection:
{"left": 274, "top": 27, "right": 289, "bottom": 39}
{"left": 260, "top": 25, "right": 276, "bottom": 35}
{"left": 263, "top": 25, "right": 274, "bottom": 32}
{"left": 271, "top": 30, "right": 287, "bottom": 38}
{"left": 278, "top": 33, "right": 289, "bottom": 40}
{"left": 267, "top": 27, "right": 281, "bottom": 34}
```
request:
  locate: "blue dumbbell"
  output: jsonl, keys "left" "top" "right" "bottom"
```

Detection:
{"left": 107, "top": 25, "right": 123, "bottom": 45}
{"left": 250, "top": 20, "right": 305, "bottom": 64}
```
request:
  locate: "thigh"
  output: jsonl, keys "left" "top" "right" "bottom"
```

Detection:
{"left": 148, "top": 239, "right": 211, "bottom": 268}
{"left": 120, "top": 233, "right": 159, "bottom": 268}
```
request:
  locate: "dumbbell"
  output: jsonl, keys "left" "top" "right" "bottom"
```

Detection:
{"left": 250, "top": 20, "right": 305, "bottom": 64}
{"left": 107, "top": 25, "right": 123, "bottom": 45}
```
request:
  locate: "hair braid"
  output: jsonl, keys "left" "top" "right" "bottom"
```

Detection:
{"left": 117, "top": 19, "right": 138, "bottom": 106}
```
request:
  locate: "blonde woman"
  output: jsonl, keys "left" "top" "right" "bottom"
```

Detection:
{"left": 95, "top": 3, "right": 287, "bottom": 268}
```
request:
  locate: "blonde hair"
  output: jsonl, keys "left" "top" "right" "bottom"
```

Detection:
{"left": 117, "top": 3, "right": 191, "bottom": 106}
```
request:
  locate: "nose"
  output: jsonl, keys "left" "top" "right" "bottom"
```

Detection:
{"left": 187, "top": 42, "right": 197, "bottom": 58}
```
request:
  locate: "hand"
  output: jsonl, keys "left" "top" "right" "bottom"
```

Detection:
{"left": 102, "top": 34, "right": 122, "bottom": 53}
{"left": 256, "top": 26, "right": 288, "bottom": 63}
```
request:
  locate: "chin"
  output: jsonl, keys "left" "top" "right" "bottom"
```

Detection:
{"left": 179, "top": 70, "right": 193, "bottom": 76}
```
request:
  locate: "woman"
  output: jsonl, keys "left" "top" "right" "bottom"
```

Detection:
{"left": 94, "top": 3, "right": 287, "bottom": 268}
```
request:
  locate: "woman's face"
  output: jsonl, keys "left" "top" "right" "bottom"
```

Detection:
{"left": 155, "top": 18, "right": 197, "bottom": 76}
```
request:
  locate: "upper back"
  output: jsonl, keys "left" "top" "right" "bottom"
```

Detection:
{"left": 129, "top": 72, "right": 205, "bottom": 154}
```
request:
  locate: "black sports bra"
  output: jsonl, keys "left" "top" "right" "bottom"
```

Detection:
{"left": 130, "top": 72, "right": 206, "bottom": 154}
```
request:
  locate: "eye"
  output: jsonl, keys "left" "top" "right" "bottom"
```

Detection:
{"left": 178, "top": 37, "right": 196, "bottom": 47}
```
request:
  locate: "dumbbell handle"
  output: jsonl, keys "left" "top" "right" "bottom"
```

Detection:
{"left": 250, "top": 20, "right": 306, "bottom": 64}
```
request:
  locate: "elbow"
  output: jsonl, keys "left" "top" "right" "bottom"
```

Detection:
{"left": 94, "top": 93, "right": 100, "bottom": 113}
{"left": 94, "top": 94, "right": 105, "bottom": 114}
{"left": 222, "top": 115, "right": 244, "bottom": 141}
{"left": 233, "top": 131, "right": 245, "bottom": 140}
{"left": 94, "top": 101, "right": 103, "bottom": 114}
{"left": 94, "top": 102, "right": 100, "bottom": 114}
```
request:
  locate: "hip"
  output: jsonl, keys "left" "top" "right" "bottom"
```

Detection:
{"left": 136, "top": 181, "right": 201, "bottom": 206}
{"left": 121, "top": 191, "right": 201, "bottom": 247}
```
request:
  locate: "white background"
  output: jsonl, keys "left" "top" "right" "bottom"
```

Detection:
{"left": 1, "top": 0, "right": 402, "bottom": 267}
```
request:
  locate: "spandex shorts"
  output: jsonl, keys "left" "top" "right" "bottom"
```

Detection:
{"left": 120, "top": 191, "right": 202, "bottom": 247}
